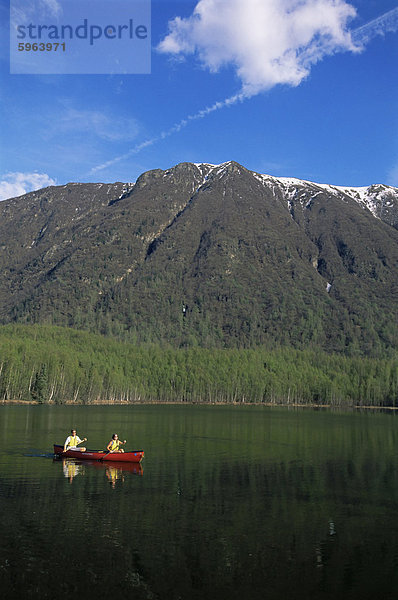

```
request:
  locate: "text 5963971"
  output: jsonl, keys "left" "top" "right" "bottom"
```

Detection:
{"left": 18, "top": 42, "right": 66, "bottom": 52}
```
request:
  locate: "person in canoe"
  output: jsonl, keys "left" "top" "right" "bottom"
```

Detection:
{"left": 107, "top": 433, "right": 127, "bottom": 454}
{"left": 63, "top": 429, "right": 87, "bottom": 452}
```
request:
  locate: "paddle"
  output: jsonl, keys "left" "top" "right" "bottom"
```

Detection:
{"left": 101, "top": 437, "right": 127, "bottom": 460}
{"left": 100, "top": 438, "right": 118, "bottom": 461}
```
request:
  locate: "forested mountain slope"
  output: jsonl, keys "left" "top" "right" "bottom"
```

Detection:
{"left": 1, "top": 161, "right": 397, "bottom": 355}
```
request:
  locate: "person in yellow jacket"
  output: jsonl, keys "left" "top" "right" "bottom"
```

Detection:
{"left": 63, "top": 429, "right": 87, "bottom": 452}
{"left": 106, "top": 433, "right": 127, "bottom": 453}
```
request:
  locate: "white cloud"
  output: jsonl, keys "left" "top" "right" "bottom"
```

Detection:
{"left": 158, "top": 0, "right": 359, "bottom": 97}
{"left": 0, "top": 172, "right": 56, "bottom": 201}
{"left": 91, "top": 4, "right": 398, "bottom": 174}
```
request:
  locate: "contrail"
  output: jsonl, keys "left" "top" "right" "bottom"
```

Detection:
{"left": 89, "top": 92, "right": 244, "bottom": 174}
{"left": 89, "top": 7, "right": 398, "bottom": 175}
{"left": 352, "top": 6, "right": 398, "bottom": 45}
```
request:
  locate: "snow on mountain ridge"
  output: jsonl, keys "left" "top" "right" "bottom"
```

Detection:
{"left": 193, "top": 163, "right": 398, "bottom": 222}
{"left": 250, "top": 171, "right": 398, "bottom": 217}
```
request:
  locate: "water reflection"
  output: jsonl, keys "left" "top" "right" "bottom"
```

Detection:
{"left": 59, "top": 457, "right": 143, "bottom": 486}
{"left": 2, "top": 405, "right": 398, "bottom": 600}
{"left": 315, "top": 519, "right": 337, "bottom": 569}
{"left": 62, "top": 459, "right": 84, "bottom": 483}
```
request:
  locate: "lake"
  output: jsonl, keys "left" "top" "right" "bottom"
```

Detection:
{"left": 0, "top": 404, "right": 398, "bottom": 599}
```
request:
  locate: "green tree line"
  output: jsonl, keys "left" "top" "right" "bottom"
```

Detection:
{"left": 0, "top": 324, "right": 397, "bottom": 406}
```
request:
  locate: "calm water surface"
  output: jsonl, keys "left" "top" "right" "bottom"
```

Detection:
{"left": 1, "top": 404, "right": 398, "bottom": 599}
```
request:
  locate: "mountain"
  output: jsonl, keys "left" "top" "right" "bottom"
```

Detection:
{"left": 1, "top": 161, "right": 397, "bottom": 355}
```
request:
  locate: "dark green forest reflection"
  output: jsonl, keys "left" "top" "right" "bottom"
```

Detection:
{"left": 1, "top": 405, "right": 398, "bottom": 599}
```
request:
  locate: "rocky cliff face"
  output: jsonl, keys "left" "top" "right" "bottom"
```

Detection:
{"left": 1, "top": 161, "right": 397, "bottom": 354}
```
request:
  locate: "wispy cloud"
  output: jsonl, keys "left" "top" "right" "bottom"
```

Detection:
{"left": 90, "top": 2, "right": 398, "bottom": 174}
{"left": 11, "top": 0, "right": 63, "bottom": 29}
{"left": 39, "top": 0, "right": 62, "bottom": 17}
{"left": 387, "top": 162, "right": 398, "bottom": 187}
{"left": 89, "top": 92, "right": 244, "bottom": 174}
{"left": 352, "top": 7, "right": 398, "bottom": 45}
{"left": 0, "top": 172, "right": 56, "bottom": 201}
{"left": 57, "top": 106, "right": 140, "bottom": 142}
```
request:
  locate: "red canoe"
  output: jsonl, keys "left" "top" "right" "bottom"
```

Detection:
{"left": 54, "top": 444, "right": 144, "bottom": 463}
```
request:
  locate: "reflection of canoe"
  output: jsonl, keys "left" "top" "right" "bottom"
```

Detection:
{"left": 58, "top": 458, "right": 143, "bottom": 476}
{"left": 53, "top": 444, "right": 144, "bottom": 463}
{"left": 91, "top": 460, "right": 143, "bottom": 476}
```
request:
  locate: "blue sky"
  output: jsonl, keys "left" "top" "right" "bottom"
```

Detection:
{"left": 1, "top": 0, "right": 398, "bottom": 200}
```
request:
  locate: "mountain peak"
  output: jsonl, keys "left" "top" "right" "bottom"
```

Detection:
{"left": 1, "top": 160, "right": 397, "bottom": 353}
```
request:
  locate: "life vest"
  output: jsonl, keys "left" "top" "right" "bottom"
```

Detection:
{"left": 67, "top": 435, "right": 78, "bottom": 449}
{"left": 108, "top": 467, "right": 119, "bottom": 481}
{"left": 110, "top": 439, "right": 120, "bottom": 451}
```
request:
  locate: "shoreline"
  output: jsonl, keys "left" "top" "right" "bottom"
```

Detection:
{"left": 1, "top": 399, "right": 397, "bottom": 410}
